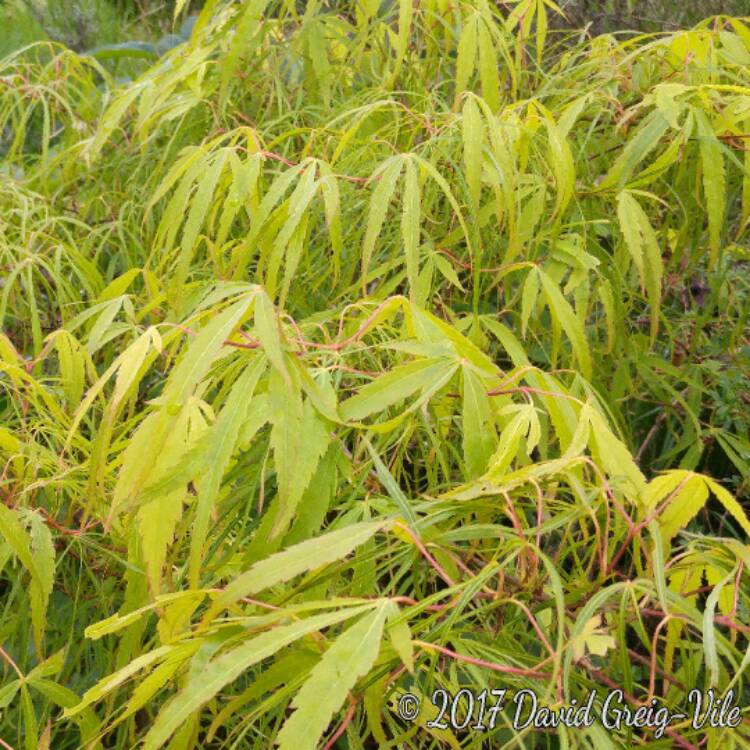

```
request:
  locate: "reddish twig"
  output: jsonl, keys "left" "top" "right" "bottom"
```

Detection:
{"left": 393, "top": 522, "right": 455, "bottom": 588}
{"left": 413, "top": 640, "right": 552, "bottom": 679}
{"left": 0, "top": 646, "right": 23, "bottom": 680}
{"left": 322, "top": 698, "right": 358, "bottom": 750}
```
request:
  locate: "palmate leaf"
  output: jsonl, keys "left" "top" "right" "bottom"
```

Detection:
{"left": 363, "top": 437, "right": 418, "bottom": 526}
{"left": 461, "top": 365, "right": 496, "bottom": 479}
{"left": 477, "top": 18, "right": 502, "bottom": 112}
{"left": 143, "top": 604, "right": 377, "bottom": 750}
{"left": 163, "top": 293, "right": 256, "bottom": 407}
{"left": 205, "top": 520, "right": 387, "bottom": 617}
{"left": 538, "top": 268, "right": 592, "bottom": 379}
{"left": 541, "top": 106, "right": 575, "bottom": 217}
{"left": 645, "top": 470, "right": 750, "bottom": 544}
{"left": 401, "top": 157, "right": 421, "bottom": 298}
{"left": 3, "top": 3, "right": 750, "bottom": 747}
{"left": 600, "top": 109, "right": 671, "bottom": 189}
{"left": 137, "top": 490, "right": 184, "bottom": 596}
{"left": 219, "top": 0, "right": 272, "bottom": 108}
{"left": 65, "top": 645, "right": 177, "bottom": 718}
{"left": 695, "top": 109, "right": 726, "bottom": 267}
{"left": 267, "top": 161, "right": 318, "bottom": 301}
{"left": 361, "top": 156, "right": 404, "bottom": 292}
{"left": 455, "top": 15, "right": 478, "bottom": 99}
{"left": 89, "top": 327, "right": 161, "bottom": 494}
{"left": 584, "top": 403, "right": 646, "bottom": 501}
{"left": 462, "top": 96, "right": 484, "bottom": 210}
{"left": 134, "top": 398, "right": 211, "bottom": 594}
{"left": 703, "top": 477, "right": 750, "bottom": 538}
{"left": 387, "top": 615, "right": 414, "bottom": 672}
{"left": 571, "top": 614, "right": 616, "bottom": 661}
{"left": 52, "top": 330, "right": 86, "bottom": 409}
{"left": 206, "top": 649, "right": 320, "bottom": 741}
{"left": 302, "top": 18, "right": 332, "bottom": 105}
{"left": 616, "top": 190, "right": 662, "bottom": 342}
{"left": 0, "top": 507, "right": 54, "bottom": 655}
{"left": 520, "top": 267, "right": 540, "bottom": 338}
{"left": 25, "top": 511, "right": 55, "bottom": 651}
{"left": 253, "top": 290, "right": 289, "bottom": 382}
{"left": 84, "top": 592, "right": 206, "bottom": 641}
{"left": 485, "top": 405, "right": 535, "bottom": 479}
{"left": 387, "top": 0, "right": 414, "bottom": 85}
{"left": 341, "top": 357, "right": 455, "bottom": 422}
{"left": 670, "top": 553, "right": 735, "bottom": 617}
{"left": 189, "top": 356, "right": 266, "bottom": 586}
{"left": 276, "top": 600, "right": 396, "bottom": 750}
{"left": 172, "top": 148, "right": 231, "bottom": 308}
{"left": 110, "top": 294, "right": 255, "bottom": 522}
{"left": 232, "top": 163, "right": 304, "bottom": 277}
{"left": 268, "top": 367, "right": 331, "bottom": 538}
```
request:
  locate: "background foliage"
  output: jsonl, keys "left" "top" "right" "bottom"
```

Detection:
{"left": 558, "top": 0, "right": 750, "bottom": 33}
{"left": 0, "top": 0, "right": 749, "bottom": 748}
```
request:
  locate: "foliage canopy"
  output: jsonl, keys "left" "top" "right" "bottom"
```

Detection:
{"left": 0, "top": 1, "right": 749, "bottom": 748}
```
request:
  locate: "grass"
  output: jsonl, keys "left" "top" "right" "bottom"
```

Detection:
{"left": 0, "top": 1, "right": 749, "bottom": 749}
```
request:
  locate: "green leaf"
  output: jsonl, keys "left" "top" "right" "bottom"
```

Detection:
{"left": 486, "top": 407, "right": 532, "bottom": 478}
{"left": 544, "top": 113, "right": 574, "bottom": 217}
{"left": 268, "top": 369, "right": 331, "bottom": 538}
{"left": 461, "top": 366, "right": 495, "bottom": 479}
{"left": 111, "top": 394, "right": 207, "bottom": 522}
{"left": 361, "top": 157, "right": 403, "bottom": 292}
{"left": 571, "top": 615, "right": 616, "bottom": 661}
{"left": 616, "top": 191, "right": 662, "bottom": 342}
{"left": 648, "top": 471, "right": 708, "bottom": 544}
{"left": 363, "top": 437, "right": 417, "bottom": 527}
{"left": 696, "top": 111, "right": 726, "bottom": 267}
{"left": 703, "top": 574, "right": 724, "bottom": 687}
{"left": 270, "top": 162, "right": 318, "bottom": 302}
{"left": 88, "top": 84, "right": 143, "bottom": 161}
{"left": 144, "top": 605, "right": 376, "bottom": 750}
{"left": 477, "top": 20, "right": 501, "bottom": 112}
{"left": 521, "top": 267, "right": 540, "bottom": 338}
{"left": 538, "top": 269, "right": 592, "bottom": 379}
{"left": 462, "top": 97, "right": 484, "bottom": 209}
{"left": 163, "top": 294, "right": 255, "bottom": 407}
{"left": 704, "top": 477, "right": 750, "bottom": 537}
{"left": 26, "top": 511, "right": 55, "bottom": 654}
{"left": 0, "top": 680, "right": 20, "bottom": 710}
{"left": 401, "top": 158, "right": 421, "bottom": 299}
{"left": 585, "top": 404, "right": 646, "bottom": 501}
{"left": 206, "top": 521, "right": 386, "bottom": 617}
{"left": 189, "top": 357, "right": 266, "bottom": 586}
{"left": 305, "top": 19, "right": 332, "bottom": 105}
{"left": 21, "top": 684, "right": 39, "bottom": 750}
{"left": 253, "top": 290, "right": 288, "bottom": 383}
{"left": 455, "top": 16, "right": 477, "bottom": 98}
{"left": 218, "top": 0, "right": 272, "bottom": 108}
{"left": 387, "top": 615, "right": 414, "bottom": 673}
{"left": 173, "top": 149, "right": 229, "bottom": 307}
{"left": 341, "top": 358, "right": 452, "bottom": 422}
{"left": 276, "top": 601, "right": 394, "bottom": 750}
{"left": 232, "top": 165, "right": 302, "bottom": 275}
{"left": 0, "top": 507, "right": 50, "bottom": 654}
{"left": 53, "top": 331, "right": 86, "bottom": 409}
{"left": 601, "top": 110, "right": 670, "bottom": 188}
{"left": 65, "top": 645, "right": 176, "bottom": 717}
{"left": 137, "top": 490, "right": 184, "bottom": 596}
{"left": 86, "top": 41, "right": 158, "bottom": 61}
